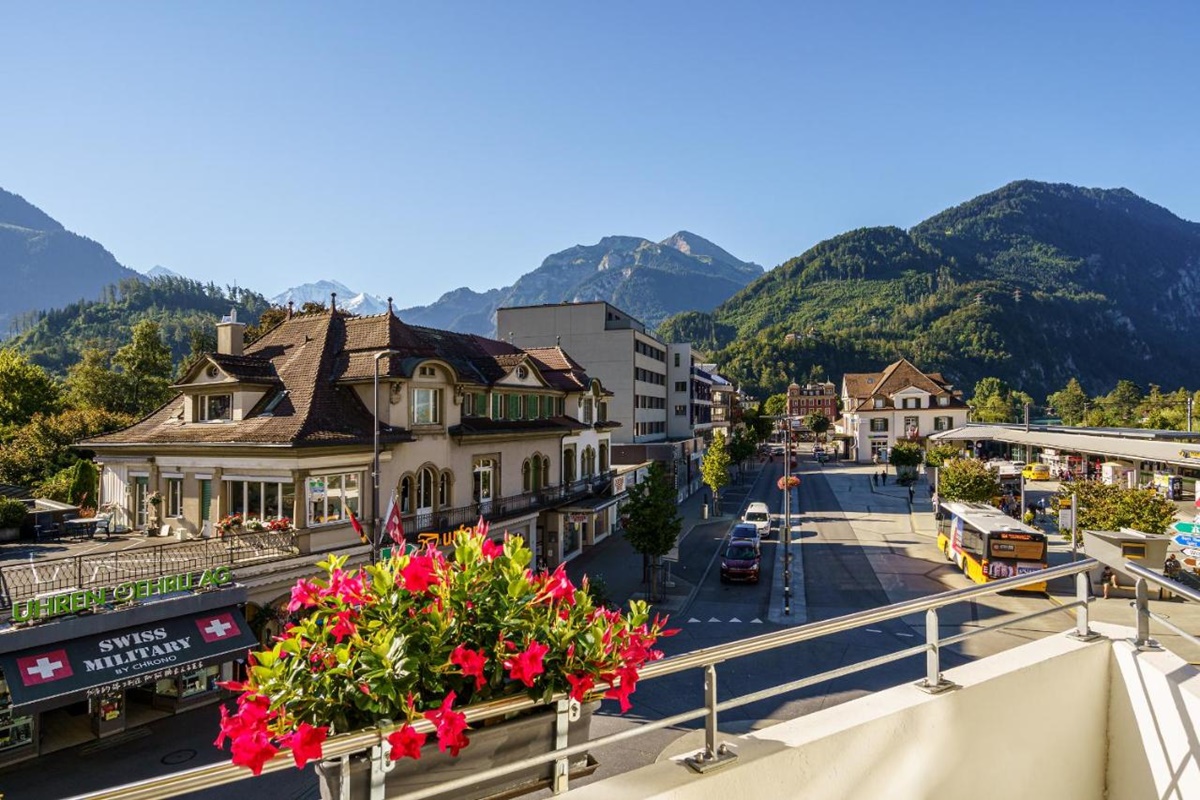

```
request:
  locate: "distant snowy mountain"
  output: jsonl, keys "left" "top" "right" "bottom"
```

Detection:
{"left": 271, "top": 280, "right": 389, "bottom": 315}
{"left": 145, "top": 265, "right": 183, "bottom": 279}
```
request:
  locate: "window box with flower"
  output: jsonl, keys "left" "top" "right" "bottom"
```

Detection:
{"left": 215, "top": 522, "right": 675, "bottom": 799}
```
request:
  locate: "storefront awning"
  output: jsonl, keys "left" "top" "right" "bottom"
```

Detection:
{"left": 558, "top": 494, "right": 620, "bottom": 513}
{"left": 0, "top": 607, "right": 257, "bottom": 711}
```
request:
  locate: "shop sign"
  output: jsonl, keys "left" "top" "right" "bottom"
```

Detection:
{"left": 612, "top": 475, "right": 627, "bottom": 495}
{"left": 568, "top": 513, "right": 588, "bottom": 523}
{"left": 11, "top": 566, "right": 234, "bottom": 623}
{"left": 0, "top": 608, "right": 257, "bottom": 710}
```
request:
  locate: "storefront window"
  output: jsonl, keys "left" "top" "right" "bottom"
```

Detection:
{"left": 226, "top": 479, "right": 295, "bottom": 521}
{"left": 166, "top": 478, "right": 183, "bottom": 518}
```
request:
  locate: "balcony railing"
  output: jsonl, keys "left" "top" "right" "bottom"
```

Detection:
{"left": 0, "top": 530, "right": 299, "bottom": 610}
{"left": 72, "top": 556, "right": 1191, "bottom": 800}
{"left": 403, "top": 471, "right": 616, "bottom": 534}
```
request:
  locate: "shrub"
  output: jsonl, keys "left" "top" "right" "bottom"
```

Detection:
{"left": 0, "top": 497, "right": 28, "bottom": 529}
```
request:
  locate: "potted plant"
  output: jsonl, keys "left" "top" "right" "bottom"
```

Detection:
{"left": 0, "top": 497, "right": 27, "bottom": 542}
{"left": 243, "top": 517, "right": 267, "bottom": 532}
{"left": 266, "top": 517, "right": 293, "bottom": 532}
{"left": 216, "top": 514, "right": 244, "bottom": 536}
{"left": 215, "top": 523, "right": 675, "bottom": 799}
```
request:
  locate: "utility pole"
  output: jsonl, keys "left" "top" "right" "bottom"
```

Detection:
{"left": 783, "top": 418, "right": 792, "bottom": 616}
{"left": 1024, "top": 402, "right": 1031, "bottom": 433}
{"left": 1189, "top": 396, "right": 1194, "bottom": 433}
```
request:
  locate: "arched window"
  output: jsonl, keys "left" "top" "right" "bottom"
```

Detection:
{"left": 417, "top": 467, "right": 436, "bottom": 514}
{"left": 400, "top": 475, "right": 414, "bottom": 514}
{"left": 522, "top": 459, "right": 532, "bottom": 492}
{"left": 531, "top": 454, "right": 543, "bottom": 491}
{"left": 541, "top": 456, "right": 551, "bottom": 488}
{"left": 599, "top": 442, "right": 609, "bottom": 472}
{"left": 439, "top": 471, "right": 452, "bottom": 508}
{"left": 582, "top": 446, "right": 596, "bottom": 477}
{"left": 563, "top": 449, "right": 576, "bottom": 484}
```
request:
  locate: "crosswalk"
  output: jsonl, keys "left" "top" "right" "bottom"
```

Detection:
{"left": 687, "top": 617, "right": 764, "bottom": 624}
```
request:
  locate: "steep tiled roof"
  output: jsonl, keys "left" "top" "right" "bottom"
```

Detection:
{"left": 85, "top": 311, "right": 413, "bottom": 448}
{"left": 842, "top": 359, "right": 966, "bottom": 413}
{"left": 85, "top": 310, "right": 609, "bottom": 450}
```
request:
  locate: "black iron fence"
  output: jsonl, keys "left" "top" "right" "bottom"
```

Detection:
{"left": 404, "top": 471, "right": 616, "bottom": 535}
{"left": 0, "top": 530, "right": 299, "bottom": 610}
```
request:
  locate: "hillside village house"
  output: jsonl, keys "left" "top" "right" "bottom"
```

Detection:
{"left": 838, "top": 358, "right": 969, "bottom": 463}
{"left": 84, "top": 304, "right": 622, "bottom": 570}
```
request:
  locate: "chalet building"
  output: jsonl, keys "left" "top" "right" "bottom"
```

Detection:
{"left": 838, "top": 358, "right": 969, "bottom": 463}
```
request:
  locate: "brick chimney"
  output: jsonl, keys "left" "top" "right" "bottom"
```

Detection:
{"left": 217, "top": 308, "right": 246, "bottom": 356}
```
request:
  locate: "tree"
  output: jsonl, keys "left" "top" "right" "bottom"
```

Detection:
{"left": 0, "top": 350, "right": 61, "bottom": 431}
{"left": 65, "top": 348, "right": 127, "bottom": 415}
{"left": 936, "top": 458, "right": 1001, "bottom": 503}
{"left": 727, "top": 429, "right": 758, "bottom": 479}
{"left": 762, "top": 393, "right": 787, "bottom": 417}
{"left": 1057, "top": 482, "right": 1177, "bottom": 538}
{"left": 1047, "top": 378, "right": 1088, "bottom": 426}
{"left": 113, "top": 320, "right": 175, "bottom": 416}
{"left": 0, "top": 407, "right": 132, "bottom": 490}
{"left": 701, "top": 430, "right": 732, "bottom": 507}
{"left": 741, "top": 408, "right": 775, "bottom": 443}
{"left": 889, "top": 440, "right": 923, "bottom": 479}
{"left": 245, "top": 305, "right": 289, "bottom": 343}
{"left": 924, "top": 443, "right": 961, "bottom": 467}
{"left": 621, "top": 461, "right": 681, "bottom": 601}
{"left": 1103, "top": 379, "right": 1143, "bottom": 426}
{"left": 970, "top": 377, "right": 1022, "bottom": 423}
{"left": 804, "top": 411, "right": 831, "bottom": 441}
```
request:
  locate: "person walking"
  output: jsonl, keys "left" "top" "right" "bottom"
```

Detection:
{"left": 872, "top": 472, "right": 878, "bottom": 486}
{"left": 908, "top": 485, "right": 915, "bottom": 504}
{"left": 881, "top": 470, "right": 887, "bottom": 485}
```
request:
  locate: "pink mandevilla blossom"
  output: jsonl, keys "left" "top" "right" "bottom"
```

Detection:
{"left": 450, "top": 645, "right": 488, "bottom": 689}
{"left": 536, "top": 565, "right": 576, "bottom": 606}
{"left": 480, "top": 537, "right": 504, "bottom": 560}
{"left": 387, "top": 724, "right": 428, "bottom": 761}
{"left": 400, "top": 554, "right": 440, "bottom": 593}
{"left": 323, "top": 567, "right": 369, "bottom": 606}
{"left": 287, "top": 578, "right": 321, "bottom": 612}
{"left": 424, "top": 691, "right": 470, "bottom": 756}
{"left": 230, "top": 729, "right": 280, "bottom": 775}
{"left": 566, "top": 673, "right": 595, "bottom": 702}
{"left": 504, "top": 640, "right": 549, "bottom": 687}
{"left": 328, "top": 609, "right": 358, "bottom": 643}
{"left": 281, "top": 722, "right": 328, "bottom": 768}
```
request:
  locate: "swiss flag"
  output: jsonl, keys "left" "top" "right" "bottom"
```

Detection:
{"left": 196, "top": 612, "right": 239, "bottom": 643}
{"left": 17, "top": 649, "right": 73, "bottom": 686}
{"left": 383, "top": 489, "right": 405, "bottom": 545}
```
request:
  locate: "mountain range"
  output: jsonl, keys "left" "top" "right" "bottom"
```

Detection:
{"left": 270, "top": 280, "right": 390, "bottom": 316}
{"left": 0, "top": 188, "right": 140, "bottom": 333}
{"left": 660, "top": 180, "right": 1200, "bottom": 400}
{"left": 395, "top": 231, "right": 764, "bottom": 335}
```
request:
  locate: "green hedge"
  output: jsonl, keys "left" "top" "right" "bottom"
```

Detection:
{"left": 0, "top": 497, "right": 28, "bottom": 529}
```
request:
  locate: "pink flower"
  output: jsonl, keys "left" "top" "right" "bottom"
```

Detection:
{"left": 400, "top": 555, "right": 440, "bottom": 593}
{"left": 536, "top": 565, "right": 576, "bottom": 605}
{"left": 480, "top": 537, "right": 504, "bottom": 560}
{"left": 328, "top": 609, "right": 358, "bottom": 642}
{"left": 566, "top": 673, "right": 595, "bottom": 702}
{"left": 504, "top": 641, "right": 549, "bottom": 687}
{"left": 281, "top": 722, "right": 327, "bottom": 769}
{"left": 450, "top": 645, "right": 487, "bottom": 689}
{"left": 323, "top": 568, "right": 369, "bottom": 606}
{"left": 286, "top": 578, "right": 321, "bottom": 612}
{"left": 423, "top": 691, "right": 470, "bottom": 756}
{"left": 215, "top": 694, "right": 273, "bottom": 749}
{"left": 604, "top": 665, "right": 640, "bottom": 713}
{"left": 230, "top": 729, "right": 279, "bottom": 775}
{"left": 387, "top": 724, "right": 428, "bottom": 761}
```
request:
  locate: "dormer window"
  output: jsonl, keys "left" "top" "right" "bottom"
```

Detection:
{"left": 199, "top": 394, "right": 232, "bottom": 422}
{"left": 516, "top": 365, "right": 529, "bottom": 380}
{"left": 938, "top": 396, "right": 950, "bottom": 407}
{"left": 206, "top": 365, "right": 220, "bottom": 379}
{"left": 418, "top": 365, "right": 437, "bottom": 378}
{"left": 413, "top": 388, "right": 442, "bottom": 425}
{"left": 873, "top": 398, "right": 885, "bottom": 409}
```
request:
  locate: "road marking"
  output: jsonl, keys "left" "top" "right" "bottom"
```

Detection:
{"left": 688, "top": 618, "right": 701, "bottom": 623}
{"left": 708, "top": 617, "right": 722, "bottom": 623}
{"left": 750, "top": 618, "right": 762, "bottom": 624}
{"left": 729, "top": 617, "right": 742, "bottom": 623}
{"left": 866, "top": 628, "right": 883, "bottom": 633}
{"left": 895, "top": 632, "right": 914, "bottom": 638}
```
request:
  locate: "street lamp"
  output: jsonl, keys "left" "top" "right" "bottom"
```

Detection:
{"left": 373, "top": 349, "right": 400, "bottom": 560}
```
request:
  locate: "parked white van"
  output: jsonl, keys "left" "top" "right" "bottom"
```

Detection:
{"left": 742, "top": 501, "right": 771, "bottom": 538}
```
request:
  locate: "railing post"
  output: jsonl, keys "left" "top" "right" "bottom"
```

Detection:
{"left": 684, "top": 664, "right": 737, "bottom": 773}
{"left": 916, "top": 608, "right": 956, "bottom": 694}
{"left": 1134, "top": 577, "right": 1160, "bottom": 649}
{"left": 1069, "top": 571, "right": 1101, "bottom": 642}
{"left": 552, "top": 698, "right": 578, "bottom": 794}
{"left": 367, "top": 719, "right": 395, "bottom": 800}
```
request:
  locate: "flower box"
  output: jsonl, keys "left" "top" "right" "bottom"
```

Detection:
{"left": 315, "top": 701, "right": 599, "bottom": 800}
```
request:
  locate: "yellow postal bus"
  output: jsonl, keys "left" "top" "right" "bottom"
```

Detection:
{"left": 937, "top": 501, "right": 1048, "bottom": 592}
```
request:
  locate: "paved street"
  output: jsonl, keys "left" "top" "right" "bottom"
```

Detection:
{"left": 6, "top": 453, "right": 1198, "bottom": 799}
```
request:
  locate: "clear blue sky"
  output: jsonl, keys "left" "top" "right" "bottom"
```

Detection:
{"left": 2, "top": 2, "right": 1197, "bottom": 307}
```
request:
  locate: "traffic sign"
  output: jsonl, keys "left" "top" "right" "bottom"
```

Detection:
{"left": 1181, "top": 547, "right": 1200, "bottom": 560}
{"left": 1172, "top": 532, "right": 1200, "bottom": 549}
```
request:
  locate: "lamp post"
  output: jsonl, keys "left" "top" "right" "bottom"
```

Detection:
{"left": 373, "top": 349, "right": 400, "bottom": 560}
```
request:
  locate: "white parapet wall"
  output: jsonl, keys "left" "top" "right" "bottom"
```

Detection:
{"left": 570, "top": 623, "right": 1200, "bottom": 800}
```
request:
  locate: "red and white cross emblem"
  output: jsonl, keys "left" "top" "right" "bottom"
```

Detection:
{"left": 17, "top": 649, "right": 73, "bottom": 686}
{"left": 196, "top": 613, "right": 238, "bottom": 642}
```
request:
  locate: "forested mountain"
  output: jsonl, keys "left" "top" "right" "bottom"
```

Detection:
{"left": 397, "top": 231, "right": 763, "bottom": 335}
{"left": 0, "top": 188, "right": 140, "bottom": 333}
{"left": 660, "top": 181, "right": 1200, "bottom": 400}
{"left": 6, "top": 276, "right": 270, "bottom": 374}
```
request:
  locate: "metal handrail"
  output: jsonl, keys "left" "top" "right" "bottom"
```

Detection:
{"left": 68, "top": 558, "right": 1102, "bottom": 800}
